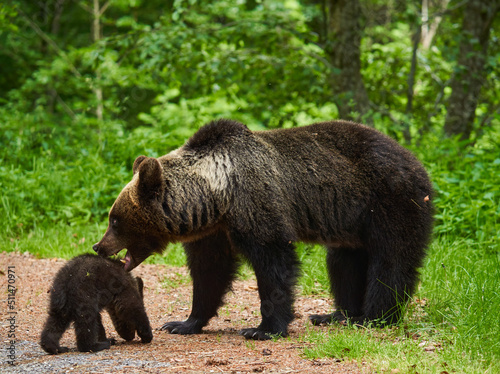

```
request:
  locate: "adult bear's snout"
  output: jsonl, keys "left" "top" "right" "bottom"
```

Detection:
{"left": 92, "top": 243, "right": 101, "bottom": 254}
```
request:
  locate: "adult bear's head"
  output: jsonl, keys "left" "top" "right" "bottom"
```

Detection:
{"left": 93, "top": 156, "right": 167, "bottom": 271}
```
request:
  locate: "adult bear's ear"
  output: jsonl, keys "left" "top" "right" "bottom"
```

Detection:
{"left": 133, "top": 155, "right": 148, "bottom": 175}
{"left": 137, "top": 157, "right": 164, "bottom": 202}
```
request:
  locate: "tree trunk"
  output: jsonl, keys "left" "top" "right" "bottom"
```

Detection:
{"left": 443, "top": 0, "right": 499, "bottom": 140}
{"left": 93, "top": 0, "right": 104, "bottom": 122}
{"left": 325, "top": 0, "right": 370, "bottom": 121}
{"left": 421, "top": 0, "right": 450, "bottom": 49}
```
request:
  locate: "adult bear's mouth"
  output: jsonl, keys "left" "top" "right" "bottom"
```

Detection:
{"left": 116, "top": 248, "right": 152, "bottom": 272}
{"left": 121, "top": 251, "right": 135, "bottom": 272}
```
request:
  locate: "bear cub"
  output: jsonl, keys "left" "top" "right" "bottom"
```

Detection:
{"left": 40, "top": 254, "right": 153, "bottom": 354}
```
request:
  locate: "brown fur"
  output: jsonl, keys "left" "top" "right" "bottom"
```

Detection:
{"left": 40, "top": 254, "right": 153, "bottom": 354}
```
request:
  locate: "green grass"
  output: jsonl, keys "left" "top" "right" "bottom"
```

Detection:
{"left": 303, "top": 325, "right": 450, "bottom": 373}
{"left": 146, "top": 243, "right": 186, "bottom": 267}
{"left": 1, "top": 222, "right": 105, "bottom": 259}
{"left": 296, "top": 243, "right": 329, "bottom": 295}
{"left": 421, "top": 237, "right": 500, "bottom": 371}
{"left": 160, "top": 270, "right": 191, "bottom": 291}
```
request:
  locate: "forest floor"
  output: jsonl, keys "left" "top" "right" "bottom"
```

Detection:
{"left": 0, "top": 251, "right": 369, "bottom": 373}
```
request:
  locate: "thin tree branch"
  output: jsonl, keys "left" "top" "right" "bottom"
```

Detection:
{"left": 78, "top": 1, "right": 92, "bottom": 14}
{"left": 56, "top": 92, "right": 76, "bottom": 119}
{"left": 100, "top": 1, "right": 111, "bottom": 16}
{"left": 17, "top": 7, "right": 82, "bottom": 78}
{"left": 406, "top": 26, "right": 421, "bottom": 115}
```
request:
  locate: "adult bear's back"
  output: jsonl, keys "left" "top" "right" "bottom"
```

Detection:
{"left": 252, "top": 120, "right": 433, "bottom": 246}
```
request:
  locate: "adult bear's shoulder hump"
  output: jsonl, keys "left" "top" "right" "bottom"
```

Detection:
{"left": 185, "top": 119, "right": 252, "bottom": 152}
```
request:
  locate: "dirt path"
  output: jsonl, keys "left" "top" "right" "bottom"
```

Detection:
{"left": 1, "top": 251, "right": 366, "bottom": 373}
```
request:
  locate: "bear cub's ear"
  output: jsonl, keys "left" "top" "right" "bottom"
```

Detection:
{"left": 135, "top": 277, "right": 144, "bottom": 299}
{"left": 136, "top": 157, "right": 164, "bottom": 202}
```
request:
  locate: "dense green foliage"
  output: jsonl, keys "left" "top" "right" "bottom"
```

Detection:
{"left": 1, "top": 0, "right": 499, "bottom": 372}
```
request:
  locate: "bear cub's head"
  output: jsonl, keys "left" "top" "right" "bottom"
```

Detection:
{"left": 93, "top": 156, "right": 167, "bottom": 271}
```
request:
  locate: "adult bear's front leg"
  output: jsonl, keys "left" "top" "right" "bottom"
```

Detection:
{"left": 160, "top": 231, "right": 239, "bottom": 334}
{"left": 233, "top": 234, "right": 300, "bottom": 340}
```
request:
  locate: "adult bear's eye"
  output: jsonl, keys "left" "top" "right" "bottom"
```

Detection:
{"left": 111, "top": 218, "right": 119, "bottom": 228}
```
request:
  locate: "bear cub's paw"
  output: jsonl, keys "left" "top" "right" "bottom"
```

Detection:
{"left": 57, "top": 346, "right": 70, "bottom": 354}
{"left": 40, "top": 339, "right": 70, "bottom": 355}
{"left": 138, "top": 328, "right": 153, "bottom": 343}
{"left": 43, "top": 345, "right": 70, "bottom": 355}
{"left": 159, "top": 319, "right": 203, "bottom": 335}
{"left": 78, "top": 341, "right": 112, "bottom": 353}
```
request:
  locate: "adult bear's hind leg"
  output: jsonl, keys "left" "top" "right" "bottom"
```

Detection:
{"left": 362, "top": 257, "right": 418, "bottom": 326}
{"left": 309, "top": 247, "right": 368, "bottom": 326}
{"left": 160, "top": 231, "right": 239, "bottom": 334}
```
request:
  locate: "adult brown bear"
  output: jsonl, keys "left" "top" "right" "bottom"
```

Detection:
{"left": 93, "top": 119, "right": 433, "bottom": 340}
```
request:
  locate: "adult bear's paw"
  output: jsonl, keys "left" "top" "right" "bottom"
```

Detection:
{"left": 239, "top": 328, "right": 287, "bottom": 341}
{"left": 309, "top": 311, "right": 348, "bottom": 326}
{"left": 159, "top": 319, "right": 203, "bottom": 335}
